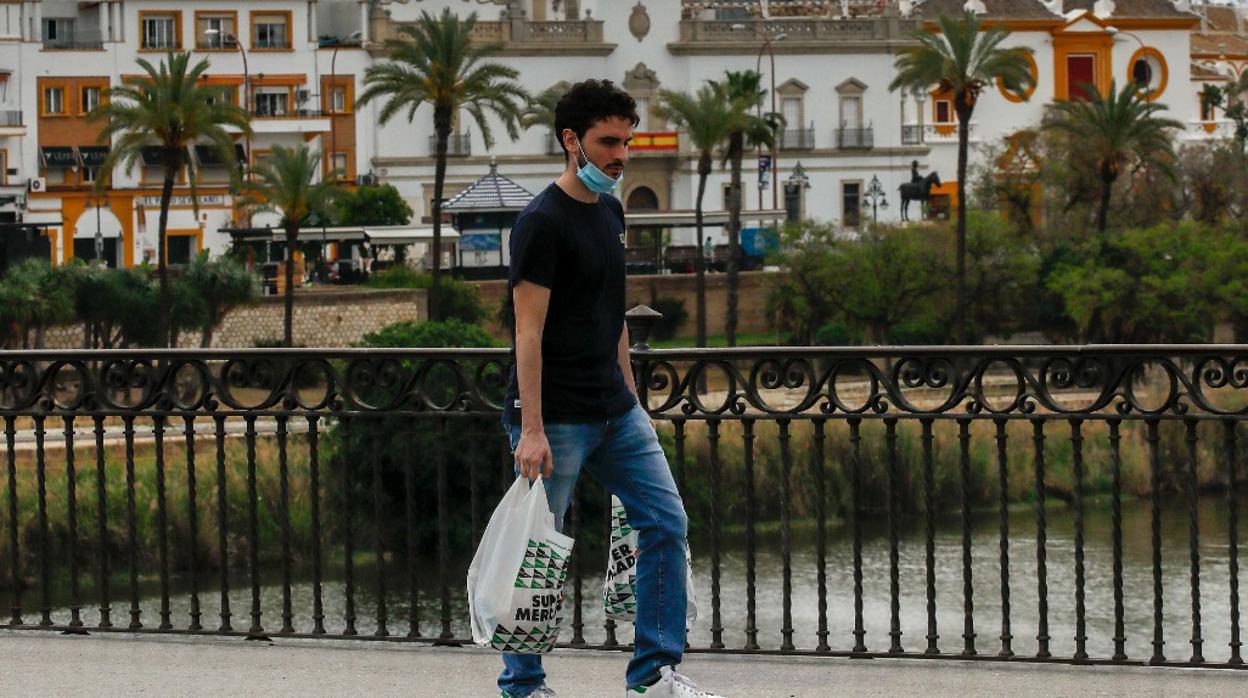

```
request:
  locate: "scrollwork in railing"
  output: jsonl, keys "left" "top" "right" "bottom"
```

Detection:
{"left": 632, "top": 348, "right": 1248, "bottom": 418}
{"left": 1, "top": 348, "right": 1247, "bottom": 419}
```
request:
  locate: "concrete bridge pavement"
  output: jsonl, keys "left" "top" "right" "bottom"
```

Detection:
{"left": 1, "top": 630, "right": 1244, "bottom": 697}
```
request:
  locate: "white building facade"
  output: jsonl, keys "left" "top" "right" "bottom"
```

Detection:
{"left": 0, "top": 0, "right": 1242, "bottom": 269}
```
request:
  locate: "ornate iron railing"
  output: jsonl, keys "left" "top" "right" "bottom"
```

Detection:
{"left": 1, "top": 336, "right": 1245, "bottom": 670}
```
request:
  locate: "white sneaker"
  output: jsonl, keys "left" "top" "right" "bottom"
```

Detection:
{"left": 625, "top": 666, "right": 725, "bottom": 697}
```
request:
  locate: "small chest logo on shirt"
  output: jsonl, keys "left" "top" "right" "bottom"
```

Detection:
{"left": 618, "top": 232, "right": 626, "bottom": 245}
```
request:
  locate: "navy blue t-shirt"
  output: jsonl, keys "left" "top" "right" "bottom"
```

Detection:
{"left": 502, "top": 182, "right": 636, "bottom": 425}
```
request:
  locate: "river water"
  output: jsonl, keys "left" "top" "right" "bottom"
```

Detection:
{"left": 12, "top": 495, "right": 1246, "bottom": 664}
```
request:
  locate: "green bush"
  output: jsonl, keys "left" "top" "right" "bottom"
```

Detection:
{"left": 650, "top": 297, "right": 688, "bottom": 341}
{"left": 366, "top": 268, "right": 488, "bottom": 325}
{"left": 888, "top": 318, "right": 945, "bottom": 345}
{"left": 814, "top": 320, "right": 862, "bottom": 346}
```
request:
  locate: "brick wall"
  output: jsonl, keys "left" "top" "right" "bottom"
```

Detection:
{"left": 40, "top": 287, "right": 428, "bottom": 349}
{"left": 474, "top": 271, "right": 779, "bottom": 340}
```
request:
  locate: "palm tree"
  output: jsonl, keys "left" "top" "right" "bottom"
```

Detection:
{"left": 719, "top": 71, "right": 780, "bottom": 347}
{"left": 357, "top": 8, "right": 528, "bottom": 321}
{"left": 656, "top": 84, "right": 733, "bottom": 349}
{"left": 243, "top": 145, "right": 339, "bottom": 347}
{"left": 889, "top": 11, "right": 1034, "bottom": 341}
{"left": 89, "top": 51, "right": 251, "bottom": 346}
{"left": 1045, "top": 80, "right": 1181, "bottom": 235}
{"left": 522, "top": 84, "right": 565, "bottom": 134}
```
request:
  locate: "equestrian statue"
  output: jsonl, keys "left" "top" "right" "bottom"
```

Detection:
{"left": 898, "top": 160, "right": 941, "bottom": 222}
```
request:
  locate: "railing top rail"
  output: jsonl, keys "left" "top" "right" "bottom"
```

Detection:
{"left": 2, "top": 344, "right": 1248, "bottom": 361}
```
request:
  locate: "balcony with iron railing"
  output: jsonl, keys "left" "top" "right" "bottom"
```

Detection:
{"left": 779, "top": 127, "right": 815, "bottom": 151}
{"left": 901, "top": 124, "right": 924, "bottom": 145}
{"left": 374, "top": 15, "right": 611, "bottom": 56}
{"left": 672, "top": 14, "right": 918, "bottom": 54}
{"left": 430, "top": 133, "right": 472, "bottom": 157}
{"left": 836, "top": 126, "right": 874, "bottom": 150}
{"left": 42, "top": 26, "right": 105, "bottom": 50}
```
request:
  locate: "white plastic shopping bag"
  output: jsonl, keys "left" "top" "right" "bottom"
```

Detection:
{"left": 602, "top": 495, "right": 697, "bottom": 626}
{"left": 468, "top": 477, "right": 574, "bottom": 653}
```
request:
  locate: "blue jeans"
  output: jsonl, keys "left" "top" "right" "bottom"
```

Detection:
{"left": 498, "top": 403, "right": 689, "bottom": 696}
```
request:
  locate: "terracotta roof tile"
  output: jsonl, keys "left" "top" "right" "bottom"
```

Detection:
{"left": 913, "top": 0, "right": 1060, "bottom": 20}
{"left": 1062, "top": 0, "right": 1198, "bottom": 19}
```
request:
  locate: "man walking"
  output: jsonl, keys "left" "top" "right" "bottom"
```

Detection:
{"left": 500, "top": 79, "right": 722, "bottom": 698}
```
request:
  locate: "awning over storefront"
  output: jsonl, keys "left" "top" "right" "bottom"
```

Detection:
{"left": 76, "top": 146, "right": 109, "bottom": 168}
{"left": 140, "top": 147, "right": 164, "bottom": 166}
{"left": 624, "top": 209, "right": 788, "bottom": 228}
{"left": 221, "top": 225, "right": 368, "bottom": 243}
{"left": 194, "top": 144, "right": 246, "bottom": 166}
{"left": 39, "top": 147, "right": 76, "bottom": 169}
{"left": 363, "top": 225, "right": 459, "bottom": 245}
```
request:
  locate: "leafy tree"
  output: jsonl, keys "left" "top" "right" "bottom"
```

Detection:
{"left": 185, "top": 251, "right": 260, "bottom": 347}
{"left": 656, "top": 83, "right": 733, "bottom": 348}
{"left": 889, "top": 10, "right": 1035, "bottom": 340}
{"left": 0, "top": 258, "right": 76, "bottom": 348}
{"left": 73, "top": 264, "right": 162, "bottom": 348}
{"left": 1045, "top": 222, "right": 1230, "bottom": 343}
{"left": 335, "top": 184, "right": 413, "bottom": 226}
{"left": 1044, "top": 81, "right": 1181, "bottom": 235}
{"left": 89, "top": 52, "right": 251, "bottom": 346}
{"left": 366, "top": 267, "right": 487, "bottom": 325}
{"left": 243, "top": 145, "right": 339, "bottom": 347}
{"left": 358, "top": 8, "right": 528, "bottom": 322}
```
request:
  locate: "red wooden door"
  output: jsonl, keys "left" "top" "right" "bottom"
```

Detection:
{"left": 1067, "top": 55, "right": 1096, "bottom": 101}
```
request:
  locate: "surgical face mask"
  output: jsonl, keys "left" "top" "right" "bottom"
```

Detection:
{"left": 574, "top": 138, "right": 623, "bottom": 194}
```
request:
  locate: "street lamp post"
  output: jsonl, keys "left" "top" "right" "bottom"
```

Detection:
{"left": 731, "top": 23, "right": 786, "bottom": 214}
{"left": 861, "top": 174, "right": 888, "bottom": 224}
{"left": 204, "top": 29, "right": 250, "bottom": 175}
{"left": 329, "top": 31, "right": 364, "bottom": 184}
{"left": 1106, "top": 26, "right": 1153, "bottom": 93}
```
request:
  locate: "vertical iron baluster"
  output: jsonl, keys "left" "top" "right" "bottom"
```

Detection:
{"left": 813, "top": 419, "right": 829, "bottom": 653}
{"left": 1071, "top": 419, "right": 1087, "bottom": 661}
{"left": 603, "top": 490, "right": 619, "bottom": 648}
{"left": 183, "top": 416, "right": 201, "bottom": 631}
{"left": 885, "top": 418, "right": 902, "bottom": 654}
{"left": 213, "top": 415, "right": 231, "bottom": 632}
{"left": 153, "top": 416, "right": 172, "bottom": 630}
{"left": 1032, "top": 419, "right": 1049, "bottom": 658}
{"left": 1185, "top": 419, "right": 1204, "bottom": 664}
{"left": 958, "top": 418, "right": 975, "bottom": 656}
{"left": 779, "top": 419, "right": 795, "bottom": 651}
{"left": 34, "top": 415, "right": 51, "bottom": 626}
{"left": 244, "top": 415, "right": 264, "bottom": 638}
{"left": 342, "top": 415, "right": 357, "bottom": 636}
{"left": 403, "top": 428, "right": 420, "bottom": 639}
{"left": 124, "top": 416, "right": 141, "bottom": 630}
{"left": 994, "top": 419, "right": 1011, "bottom": 657}
{"left": 849, "top": 418, "right": 866, "bottom": 654}
{"left": 469, "top": 434, "right": 481, "bottom": 548}
{"left": 93, "top": 415, "right": 111, "bottom": 628}
{"left": 309, "top": 416, "right": 326, "bottom": 635}
{"left": 570, "top": 484, "right": 585, "bottom": 646}
{"left": 1147, "top": 419, "right": 1165, "bottom": 664}
{"left": 708, "top": 419, "right": 724, "bottom": 649}
{"left": 436, "top": 417, "right": 454, "bottom": 642}
{"left": 277, "top": 415, "right": 295, "bottom": 634}
{"left": 5, "top": 415, "right": 22, "bottom": 626}
{"left": 743, "top": 418, "right": 759, "bottom": 651}
{"left": 370, "top": 419, "right": 389, "bottom": 637}
{"left": 1225, "top": 420, "right": 1242, "bottom": 665}
{"left": 922, "top": 418, "right": 939, "bottom": 655}
{"left": 672, "top": 419, "right": 686, "bottom": 491}
{"left": 1109, "top": 420, "right": 1127, "bottom": 661}
{"left": 62, "top": 416, "right": 83, "bottom": 629}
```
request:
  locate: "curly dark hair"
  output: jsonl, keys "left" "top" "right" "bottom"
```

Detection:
{"left": 553, "top": 79, "right": 639, "bottom": 155}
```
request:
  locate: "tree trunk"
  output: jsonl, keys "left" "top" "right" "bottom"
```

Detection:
{"left": 694, "top": 151, "right": 711, "bottom": 349}
{"left": 1096, "top": 170, "right": 1115, "bottom": 235}
{"left": 725, "top": 132, "right": 745, "bottom": 347}
{"left": 954, "top": 101, "right": 973, "bottom": 344}
{"left": 157, "top": 163, "right": 177, "bottom": 347}
{"left": 430, "top": 105, "right": 453, "bottom": 322}
{"left": 284, "top": 222, "right": 299, "bottom": 347}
